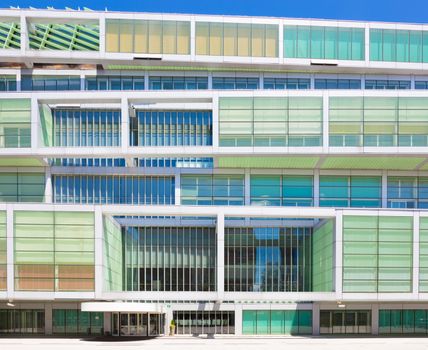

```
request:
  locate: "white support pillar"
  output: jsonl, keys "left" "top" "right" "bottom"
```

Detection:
{"left": 190, "top": 19, "right": 196, "bottom": 58}
{"left": 165, "top": 305, "right": 174, "bottom": 335}
{"left": 217, "top": 212, "right": 225, "bottom": 301}
{"left": 314, "top": 169, "right": 320, "bottom": 207}
{"left": 381, "top": 171, "right": 388, "bottom": 208}
{"left": 212, "top": 95, "right": 219, "bottom": 148}
{"left": 175, "top": 172, "right": 181, "bottom": 205}
{"left": 20, "top": 15, "right": 28, "bottom": 53}
{"left": 278, "top": 19, "right": 284, "bottom": 62}
{"left": 45, "top": 304, "right": 52, "bottom": 335}
{"left": 234, "top": 304, "right": 243, "bottom": 335}
{"left": 16, "top": 69, "right": 21, "bottom": 91}
{"left": 364, "top": 23, "right": 370, "bottom": 63}
{"left": 334, "top": 211, "right": 343, "bottom": 297}
{"left": 103, "top": 312, "right": 111, "bottom": 335}
{"left": 30, "top": 97, "right": 39, "bottom": 149}
{"left": 6, "top": 205, "right": 14, "bottom": 300}
{"left": 94, "top": 207, "right": 104, "bottom": 299}
{"left": 371, "top": 304, "right": 379, "bottom": 335}
{"left": 413, "top": 212, "right": 420, "bottom": 295}
{"left": 44, "top": 167, "right": 52, "bottom": 203}
{"left": 99, "top": 15, "right": 106, "bottom": 54}
{"left": 312, "top": 303, "right": 320, "bottom": 335}
{"left": 322, "top": 93, "right": 329, "bottom": 150}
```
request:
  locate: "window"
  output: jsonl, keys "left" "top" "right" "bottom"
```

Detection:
{"left": 149, "top": 76, "right": 208, "bottom": 90}
{"left": 264, "top": 77, "right": 310, "bottom": 90}
{"left": 0, "top": 76, "right": 17, "bottom": 91}
{"left": 212, "top": 77, "right": 259, "bottom": 90}
{"left": 365, "top": 79, "right": 411, "bottom": 90}
{"left": 22, "top": 75, "right": 80, "bottom": 91}
{"left": 86, "top": 76, "right": 144, "bottom": 90}
{"left": 314, "top": 79, "right": 361, "bottom": 89}
{"left": 174, "top": 311, "right": 234, "bottom": 334}
{"left": 53, "top": 309, "right": 103, "bottom": 335}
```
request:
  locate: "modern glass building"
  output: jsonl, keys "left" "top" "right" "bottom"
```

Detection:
{"left": 1, "top": 7, "right": 428, "bottom": 337}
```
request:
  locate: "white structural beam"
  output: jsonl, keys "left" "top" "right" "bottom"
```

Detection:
{"left": 217, "top": 213, "right": 225, "bottom": 301}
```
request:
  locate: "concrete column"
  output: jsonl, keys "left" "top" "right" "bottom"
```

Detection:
{"left": 190, "top": 20, "right": 196, "bottom": 57}
{"left": 165, "top": 305, "right": 174, "bottom": 336}
{"left": 413, "top": 212, "right": 420, "bottom": 295}
{"left": 103, "top": 312, "right": 111, "bottom": 335}
{"left": 217, "top": 213, "right": 225, "bottom": 300}
{"left": 6, "top": 205, "right": 14, "bottom": 300}
{"left": 312, "top": 303, "right": 320, "bottom": 335}
{"left": 45, "top": 303, "right": 52, "bottom": 335}
{"left": 94, "top": 207, "right": 104, "bottom": 299}
{"left": 234, "top": 304, "right": 243, "bottom": 335}
{"left": 334, "top": 211, "right": 343, "bottom": 296}
{"left": 371, "top": 304, "right": 379, "bottom": 335}
{"left": 44, "top": 167, "right": 53, "bottom": 203}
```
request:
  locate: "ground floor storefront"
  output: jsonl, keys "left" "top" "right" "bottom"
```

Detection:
{"left": 1, "top": 302, "right": 428, "bottom": 337}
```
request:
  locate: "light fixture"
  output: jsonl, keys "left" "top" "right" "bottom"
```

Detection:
{"left": 337, "top": 301, "right": 346, "bottom": 309}
{"left": 6, "top": 300, "right": 15, "bottom": 307}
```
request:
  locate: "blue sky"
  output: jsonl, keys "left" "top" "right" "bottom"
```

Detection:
{"left": 1, "top": 0, "right": 428, "bottom": 23}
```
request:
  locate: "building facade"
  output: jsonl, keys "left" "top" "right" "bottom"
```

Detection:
{"left": 1, "top": 7, "right": 428, "bottom": 337}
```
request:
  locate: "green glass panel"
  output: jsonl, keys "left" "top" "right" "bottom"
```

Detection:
{"left": 379, "top": 310, "right": 391, "bottom": 334}
{"left": 370, "top": 29, "right": 382, "bottom": 61}
{"left": 311, "top": 26, "right": 324, "bottom": 59}
{"left": 256, "top": 311, "right": 270, "bottom": 334}
{"left": 270, "top": 311, "right": 284, "bottom": 334}
{"left": 410, "top": 31, "right": 423, "bottom": 62}
{"left": 53, "top": 309, "right": 66, "bottom": 334}
{"left": 298, "top": 310, "right": 312, "bottom": 334}
{"left": 390, "top": 310, "right": 403, "bottom": 333}
{"left": 284, "top": 26, "right": 297, "bottom": 58}
{"left": 242, "top": 310, "right": 257, "bottom": 335}
{"left": 325, "top": 27, "right": 337, "bottom": 59}
{"left": 396, "top": 30, "right": 409, "bottom": 62}
{"left": 338, "top": 28, "right": 352, "bottom": 60}
{"left": 55, "top": 212, "right": 94, "bottom": 225}
{"left": 383, "top": 29, "right": 396, "bottom": 62}
{"left": 14, "top": 211, "right": 53, "bottom": 225}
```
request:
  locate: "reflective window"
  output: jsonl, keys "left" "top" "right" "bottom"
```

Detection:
{"left": 86, "top": 76, "right": 144, "bottom": 90}
{"left": 379, "top": 309, "right": 428, "bottom": 334}
{"left": 370, "top": 29, "right": 428, "bottom": 63}
{"left": 319, "top": 175, "right": 381, "bottom": 207}
{"left": 196, "top": 22, "right": 278, "bottom": 57}
{"left": 0, "top": 99, "right": 31, "bottom": 148}
{"left": 0, "top": 212, "right": 6, "bottom": 290}
{"left": 53, "top": 175, "right": 175, "bottom": 205}
{"left": 365, "top": 79, "right": 411, "bottom": 90}
{"left": 21, "top": 75, "right": 80, "bottom": 91}
{"left": 243, "top": 310, "right": 312, "bottom": 335}
{"left": 174, "top": 311, "right": 234, "bottom": 334}
{"left": 53, "top": 309, "right": 103, "bottom": 335}
{"left": 225, "top": 227, "right": 312, "bottom": 292}
{"left": 250, "top": 175, "right": 313, "bottom": 206}
{"left": 387, "top": 176, "right": 428, "bottom": 208}
{"left": 0, "top": 172, "right": 45, "bottom": 203}
{"left": 284, "top": 26, "right": 365, "bottom": 60}
{"left": 219, "top": 97, "right": 323, "bottom": 147}
{"left": 264, "top": 77, "right": 310, "bottom": 90}
{"left": 415, "top": 81, "right": 428, "bottom": 89}
{"left": 130, "top": 110, "right": 212, "bottom": 146}
{"left": 0, "top": 309, "right": 44, "bottom": 334}
{"left": 315, "top": 79, "right": 361, "bottom": 89}
{"left": 149, "top": 76, "right": 208, "bottom": 90}
{"left": 320, "top": 310, "right": 371, "bottom": 334}
{"left": 50, "top": 158, "right": 126, "bottom": 167}
{"left": 106, "top": 19, "right": 190, "bottom": 54}
{"left": 124, "top": 226, "right": 216, "bottom": 292}
{"left": 212, "top": 77, "right": 259, "bottom": 90}
{"left": 53, "top": 109, "right": 121, "bottom": 147}
{"left": 0, "top": 76, "right": 17, "bottom": 91}
{"left": 181, "top": 175, "right": 244, "bottom": 205}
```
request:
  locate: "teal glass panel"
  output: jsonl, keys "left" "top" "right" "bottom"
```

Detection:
{"left": 403, "top": 310, "right": 415, "bottom": 333}
{"left": 298, "top": 310, "right": 312, "bottom": 334}
{"left": 284, "top": 26, "right": 297, "bottom": 58}
{"left": 390, "top": 310, "right": 402, "bottom": 333}
{"left": 370, "top": 29, "right": 382, "bottom": 61}
{"left": 242, "top": 311, "right": 257, "bottom": 335}
{"left": 283, "top": 311, "right": 294, "bottom": 334}
{"left": 351, "top": 177, "right": 381, "bottom": 199}
{"left": 325, "top": 27, "right": 337, "bottom": 59}
{"left": 78, "top": 312, "right": 90, "bottom": 334}
{"left": 270, "top": 311, "right": 284, "bottom": 334}
{"left": 414, "top": 310, "right": 427, "bottom": 333}
{"left": 383, "top": 30, "right": 396, "bottom": 61}
{"left": 320, "top": 176, "right": 348, "bottom": 198}
{"left": 352, "top": 29, "right": 365, "bottom": 60}
{"left": 396, "top": 30, "right": 409, "bottom": 62}
{"left": 256, "top": 311, "right": 270, "bottom": 334}
{"left": 423, "top": 32, "right": 428, "bottom": 63}
{"left": 311, "top": 27, "right": 324, "bottom": 59}
{"left": 297, "top": 26, "right": 310, "bottom": 58}
{"left": 379, "top": 310, "right": 391, "bottom": 334}
{"left": 410, "top": 31, "right": 422, "bottom": 62}
{"left": 52, "top": 309, "right": 66, "bottom": 333}
{"left": 338, "top": 28, "right": 352, "bottom": 60}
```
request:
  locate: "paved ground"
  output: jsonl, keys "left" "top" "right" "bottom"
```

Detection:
{"left": 2, "top": 336, "right": 428, "bottom": 350}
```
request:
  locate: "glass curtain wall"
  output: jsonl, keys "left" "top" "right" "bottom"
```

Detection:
{"left": 379, "top": 309, "right": 428, "bottom": 334}
{"left": 14, "top": 211, "right": 95, "bottom": 292}
{"left": 86, "top": 76, "right": 145, "bottom": 90}
{"left": 0, "top": 99, "right": 31, "bottom": 148}
{"left": 21, "top": 75, "right": 80, "bottom": 91}
{"left": 149, "top": 76, "right": 208, "bottom": 90}
{"left": 320, "top": 310, "right": 371, "bottom": 334}
{"left": 284, "top": 26, "right": 365, "bottom": 60}
{"left": 212, "top": 77, "right": 259, "bottom": 90}
{"left": 219, "top": 97, "right": 323, "bottom": 147}
{"left": 387, "top": 176, "right": 428, "bottom": 208}
{"left": 196, "top": 22, "right": 278, "bottom": 57}
{"left": 342, "top": 215, "right": 413, "bottom": 293}
{"left": 329, "top": 97, "right": 428, "bottom": 147}
{"left": 53, "top": 109, "right": 121, "bottom": 147}
{"left": 53, "top": 175, "right": 175, "bottom": 205}
{"left": 124, "top": 226, "right": 216, "bottom": 292}
{"left": 0, "top": 172, "right": 45, "bottom": 203}
{"left": 52, "top": 309, "right": 103, "bottom": 335}
{"left": 0, "top": 309, "right": 45, "bottom": 334}
{"left": 0, "top": 212, "right": 5, "bottom": 290}
{"left": 181, "top": 175, "right": 244, "bottom": 205}
{"left": 242, "top": 310, "right": 312, "bottom": 335}
{"left": 106, "top": 19, "right": 190, "bottom": 54}
{"left": 174, "top": 311, "right": 235, "bottom": 334}
{"left": 130, "top": 110, "right": 212, "bottom": 146}
{"left": 250, "top": 175, "right": 313, "bottom": 206}
{"left": 370, "top": 29, "right": 428, "bottom": 63}
{"left": 225, "top": 227, "right": 312, "bottom": 292}
{"left": 314, "top": 79, "right": 361, "bottom": 89}
{"left": 319, "top": 175, "right": 381, "bottom": 207}
{"left": 264, "top": 78, "right": 310, "bottom": 90}
{"left": 0, "top": 76, "right": 17, "bottom": 91}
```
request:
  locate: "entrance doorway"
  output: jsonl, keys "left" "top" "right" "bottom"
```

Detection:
{"left": 111, "top": 312, "right": 164, "bottom": 336}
